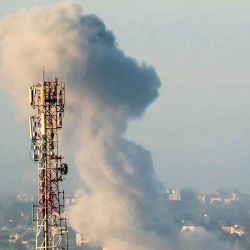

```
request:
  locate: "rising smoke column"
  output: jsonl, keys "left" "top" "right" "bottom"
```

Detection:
{"left": 0, "top": 2, "right": 236, "bottom": 250}
{"left": 0, "top": 3, "right": 174, "bottom": 249}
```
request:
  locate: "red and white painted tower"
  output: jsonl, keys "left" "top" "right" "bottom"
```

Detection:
{"left": 29, "top": 76, "right": 68, "bottom": 249}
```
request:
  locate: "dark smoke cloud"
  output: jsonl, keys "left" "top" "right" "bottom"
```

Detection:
{"left": 69, "top": 14, "right": 161, "bottom": 117}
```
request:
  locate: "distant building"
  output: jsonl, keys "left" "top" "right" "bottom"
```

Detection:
{"left": 22, "top": 240, "right": 28, "bottom": 245}
{"left": 197, "top": 194, "right": 206, "bottom": 204}
{"left": 197, "top": 191, "right": 241, "bottom": 205}
{"left": 75, "top": 232, "right": 105, "bottom": 249}
{"left": 9, "top": 233, "right": 22, "bottom": 243}
{"left": 221, "top": 225, "right": 245, "bottom": 237}
{"left": 207, "top": 192, "right": 222, "bottom": 203}
{"left": 180, "top": 225, "right": 196, "bottom": 232}
{"left": 65, "top": 197, "right": 76, "bottom": 206}
{"left": 209, "top": 197, "right": 222, "bottom": 203}
{"left": 168, "top": 190, "right": 181, "bottom": 201}
{"left": 223, "top": 193, "right": 240, "bottom": 205}
{"left": 76, "top": 232, "right": 88, "bottom": 247}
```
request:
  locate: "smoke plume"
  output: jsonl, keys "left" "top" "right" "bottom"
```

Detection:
{"left": 0, "top": 2, "right": 237, "bottom": 250}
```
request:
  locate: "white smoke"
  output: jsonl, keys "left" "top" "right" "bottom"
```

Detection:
{"left": 0, "top": 2, "right": 238, "bottom": 250}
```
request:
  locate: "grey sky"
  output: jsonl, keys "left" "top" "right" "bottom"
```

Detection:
{"left": 1, "top": 0, "right": 250, "bottom": 193}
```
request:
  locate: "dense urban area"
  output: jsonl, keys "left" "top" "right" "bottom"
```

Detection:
{"left": 1, "top": 188, "right": 250, "bottom": 249}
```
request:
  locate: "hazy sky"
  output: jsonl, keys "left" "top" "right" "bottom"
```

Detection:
{"left": 1, "top": 0, "right": 250, "bottom": 193}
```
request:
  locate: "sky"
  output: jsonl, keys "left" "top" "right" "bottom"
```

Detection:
{"left": 1, "top": 0, "right": 250, "bottom": 193}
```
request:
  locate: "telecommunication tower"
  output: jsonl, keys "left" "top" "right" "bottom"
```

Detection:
{"left": 29, "top": 76, "right": 68, "bottom": 249}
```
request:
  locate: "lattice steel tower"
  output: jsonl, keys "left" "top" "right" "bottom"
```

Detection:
{"left": 29, "top": 76, "right": 68, "bottom": 249}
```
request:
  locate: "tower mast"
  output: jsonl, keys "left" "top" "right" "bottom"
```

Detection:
{"left": 29, "top": 76, "right": 68, "bottom": 249}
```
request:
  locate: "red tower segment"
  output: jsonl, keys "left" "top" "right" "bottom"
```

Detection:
{"left": 29, "top": 77, "right": 68, "bottom": 249}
